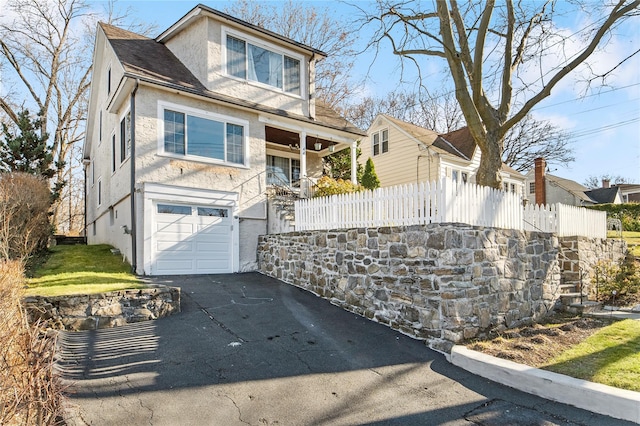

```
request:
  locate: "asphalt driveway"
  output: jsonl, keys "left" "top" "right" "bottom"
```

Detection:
{"left": 57, "top": 273, "right": 632, "bottom": 425}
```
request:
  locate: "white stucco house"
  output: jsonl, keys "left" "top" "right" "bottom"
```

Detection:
{"left": 363, "top": 114, "right": 525, "bottom": 194}
{"left": 83, "top": 5, "right": 364, "bottom": 275}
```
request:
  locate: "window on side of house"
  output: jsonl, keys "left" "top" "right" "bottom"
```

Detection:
{"left": 107, "top": 67, "right": 111, "bottom": 95}
{"left": 111, "top": 134, "right": 116, "bottom": 173}
{"left": 461, "top": 172, "right": 468, "bottom": 183}
{"left": 99, "top": 111, "right": 102, "bottom": 143}
{"left": 381, "top": 129, "right": 389, "bottom": 153}
{"left": 97, "top": 178, "right": 102, "bottom": 207}
{"left": 529, "top": 182, "right": 535, "bottom": 194}
{"left": 161, "top": 106, "right": 246, "bottom": 166}
{"left": 120, "top": 112, "right": 131, "bottom": 163}
{"left": 452, "top": 170, "right": 459, "bottom": 182}
{"left": 226, "top": 34, "right": 301, "bottom": 96}
{"left": 372, "top": 133, "right": 380, "bottom": 156}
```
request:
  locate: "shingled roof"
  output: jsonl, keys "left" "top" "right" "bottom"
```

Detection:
{"left": 99, "top": 22, "right": 364, "bottom": 137}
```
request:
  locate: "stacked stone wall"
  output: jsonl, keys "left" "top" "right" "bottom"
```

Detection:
{"left": 24, "top": 285, "right": 180, "bottom": 331}
{"left": 258, "top": 223, "right": 562, "bottom": 353}
{"left": 558, "top": 236, "right": 627, "bottom": 296}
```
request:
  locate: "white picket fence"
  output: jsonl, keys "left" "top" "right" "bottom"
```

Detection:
{"left": 294, "top": 178, "right": 606, "bottom": 238}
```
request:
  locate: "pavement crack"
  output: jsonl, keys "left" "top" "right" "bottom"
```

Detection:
{"left": 183, "top": 291, "right": 247, "bottom": 342}
{"left": 224, "top": 394, "right": 250, "bottom": 425}
{"left": 139, "top": 397, "right": 154, "bottom": 425}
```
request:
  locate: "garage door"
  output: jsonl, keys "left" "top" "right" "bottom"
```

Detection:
{"left": 152, "top": 203, "right": 233, "bottom": 275}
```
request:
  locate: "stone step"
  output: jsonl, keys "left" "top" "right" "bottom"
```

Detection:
{"left": 559, "top": 284, "right": 577, "bottom": 294}
{"left": 559, "top": 292, "right": 585, "bottom": 306}
{"left": 567, "top": 301, "right": 602, "bottom": 315}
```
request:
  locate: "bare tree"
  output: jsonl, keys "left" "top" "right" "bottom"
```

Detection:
{"left": 225, "top": 0, "right": 360, "bottom": 108}
{"left": 0, "top": 0, "right": 155, "bottom": 233}
{"left": 584, "top": 174, "right": 629, "bottom": 189}
{"left": 502, "top": 115, "right": 574, "bottom": 172}
{"left": 364, "top": 0, "right": 640, "bottom": 188}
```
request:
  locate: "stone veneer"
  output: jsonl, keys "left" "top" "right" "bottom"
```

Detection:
{"left": 24, "top": 285, "right": 180, "bottom": 331}
{"left": 259, "top": 224, "right": 565, "bottom": 353}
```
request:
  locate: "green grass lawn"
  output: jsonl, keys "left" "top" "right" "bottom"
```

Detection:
{"left": 543, "top": 319, "right": 640, "bottom": 392}
{"left": 26, "top": 244, "right": 146, "bottom": 297}
{"left": 608, "top": 230, "right": 640, "bottom": 257}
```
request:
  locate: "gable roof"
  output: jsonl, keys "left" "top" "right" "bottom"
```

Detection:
{"left": 544, "top": 174, "right": 595, "bottom": 204}
{"left": 584, "top": 186, "right": 621, "bottom": 204}
{"left": 157, "top": 4, "right": 327, "bottom": 57}
{"left": 437, "top": 127, "right": 476, "bottom": 160}
{"left": 99, "top": 22, "right": 364, "bottom": 137}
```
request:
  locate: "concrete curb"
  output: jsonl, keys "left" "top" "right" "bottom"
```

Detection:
{"left": 450, "top": 345, "right": 640, "bottom": 424}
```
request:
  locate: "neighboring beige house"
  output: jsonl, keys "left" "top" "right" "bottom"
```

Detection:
{"left": 524, "top": 158, "right": 620, "bottom": 206}
{"left": 83, "top": 5, "right": 363, "bottom": 275}
{"left": 362, "top": 114, "right": 525, "bottom": 194}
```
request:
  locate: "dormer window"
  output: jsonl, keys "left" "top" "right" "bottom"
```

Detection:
{"left": 226, "top": 34, "right": 300, "bottom": 95}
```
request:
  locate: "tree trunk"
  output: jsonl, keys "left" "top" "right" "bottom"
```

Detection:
{"left": 475, "top": 132, "right": 504, "bottom": 189}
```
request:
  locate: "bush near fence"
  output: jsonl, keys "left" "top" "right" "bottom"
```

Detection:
{"left": 587, "top": 203, "right": 640, "bottom": 232}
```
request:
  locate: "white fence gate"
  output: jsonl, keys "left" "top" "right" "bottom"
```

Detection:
{"left": 295, "top": 178, "right": 606, "bottom": 239}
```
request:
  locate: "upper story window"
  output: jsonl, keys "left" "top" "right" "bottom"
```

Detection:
{"left": 159, "top": 102, "right": 247, "bottom": 166}
{"left": 120, "top": 112, "right": 131, "bottom": 163}
{"left": 226, "top": 34, "right": 301, "bottom": 95}
{"left": 372, "top": 129, "right": 389, "bottom": 156}
{"left": 107, "top": 67, "right": 111, "bottom": 95}
{"left": 529, "top": 182, "right": 535, "bottom": 194}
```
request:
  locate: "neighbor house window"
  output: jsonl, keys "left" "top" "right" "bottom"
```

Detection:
{"left": 266, "top": 155, "right": 300, "bottom": 186}
{"left": 529, "top": 182, "right": 535, "bottom": 194}
{"left": 161, "top": 104, "right": 246, "bottom": 165}
{"left": 372, "top": 129, "right": 388, "bottom": 156}
{"left": 226, "top": 34, "right": 301, "bottom": 95}
{"left": 461, "top": 172, "right": 468, "bottom": 183}
{"left": 120, "top": 112, "right": 131, "bottom": 162}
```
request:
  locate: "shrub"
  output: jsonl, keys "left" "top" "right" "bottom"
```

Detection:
{"left": 313, "top": 175, "right": 364, "bottom": 197}
{"left": 0, "top": 172, "right": 53, "bottom": 261}
{"left": 0, "top": 261, "right": 64, "bottom": 424}
{"left": 361, "top": 158, "right": 380, "bottom": 190}
{"left": 587, "top": 203, "right": 640, "bottom": 232}
{"left": 592, "top": 254, "right": 640, "bottom": 305}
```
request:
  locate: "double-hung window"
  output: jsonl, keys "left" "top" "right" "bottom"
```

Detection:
{"left": 161, "top": 104, "right": 246, "bottom": 166}
{"left": 372, "top": 129, "right": 389, "bottom": 156}
{"left": 226, "top": 34, "right": 301, "bottom": 95}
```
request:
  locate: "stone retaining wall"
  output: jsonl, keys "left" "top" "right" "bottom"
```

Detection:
{"left": 558, "top": 236, "right": 626, "bottom": 296}
{"left": 258, "top": 224, "right": 563, "bottom": 353}
{"left": 24, "top": 285, "right": 180, "bottom": 331}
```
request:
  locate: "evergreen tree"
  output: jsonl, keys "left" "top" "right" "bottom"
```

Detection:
{"left": 361, "top": 157, "right": 380, "bottom": 190}
{"left": 0, "top": 109, "right": 63, "bottom": 199}
{"left": 0, "top": 109, "right": 54, "bottom": 178}
{"left": 325, "top": 140, "right": 363, "bottom": 182}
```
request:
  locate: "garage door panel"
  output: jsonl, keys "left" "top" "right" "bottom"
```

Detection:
{"left": 156, "top": 241, "right": 194, "bottom": 252}
{"left": 156, "top": 222, "right": 195, "bottom": 235}
{"left": 152, "top": 201, "right": 234, "bottom": 275}
{"left": 155, "top": 258, "right": 195, "bottom": 272}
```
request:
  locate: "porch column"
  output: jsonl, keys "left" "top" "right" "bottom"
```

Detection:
{"left": 350, "top": 141, "right": 358, "bottom": 184}
{"left": 300, "top": 131, "right": 307, "bottom": 195}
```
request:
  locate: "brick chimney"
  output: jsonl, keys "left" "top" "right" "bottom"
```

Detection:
{"left": 602, "top": 179, "right": 610, "bottom": 188}
{"left": 534, "top": 157, "right": 546, "bottom": 206}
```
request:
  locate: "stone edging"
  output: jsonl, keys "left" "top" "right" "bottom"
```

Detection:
{"left": 23, "top": 285, "right": 181, "bottom": 331}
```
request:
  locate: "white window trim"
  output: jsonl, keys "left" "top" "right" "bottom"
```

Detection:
{"left": 97, "top": 177, "right": 102, "bottom": 207}
{"left": 111, "top": 132, "right": 117, "bottom": 175}
{"left": 372, "top": 128, "right": 389, "bottom": 156}
{"left": 157, "top": 101, "right": 250, "bottom": 168}
{"left": 221, "top": 26, "right": 306, "bottom": 100}
{"left": 119, "top": 109, "right": 131, "bottom": 165}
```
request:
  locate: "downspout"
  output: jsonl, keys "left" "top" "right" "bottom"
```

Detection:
{"left": 308, "top": 53, "right": 315, "bottom": 120}
{"left": 130, "top": 79, "right": 139, "bottom": 273}
{"left": 83, "top": 160, "right": 88, "bottom": 243}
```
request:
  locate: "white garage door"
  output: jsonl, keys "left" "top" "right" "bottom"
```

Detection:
{"left": 152, "top": 203, "right": 233, "bottom": 275}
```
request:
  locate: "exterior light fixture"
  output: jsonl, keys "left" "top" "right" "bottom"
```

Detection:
{"left": 314, "top": 141, "right": 322, "bottom": 151}
{"left": 328, "top": 145, "right": 335, "bottom": 153}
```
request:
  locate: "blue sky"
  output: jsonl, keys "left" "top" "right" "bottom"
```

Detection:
{"left": 94, "top": 1, "right": 640, "bottom": 185}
